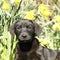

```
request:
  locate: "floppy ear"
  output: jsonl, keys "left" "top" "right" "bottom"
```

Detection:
{"left": 34, "top": 22, "right": 42, "bottom": 36}
{"left": 9, "top": 23, "right": 15, "bottom": 37}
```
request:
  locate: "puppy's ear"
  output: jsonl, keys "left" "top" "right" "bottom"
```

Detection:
{"left": 34, "top": 22, "right": 42, "bottom": 36}
{"left": 9, "top": 23, "right": 15, "bottom": 37}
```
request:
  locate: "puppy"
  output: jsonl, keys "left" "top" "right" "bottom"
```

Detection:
{"left": 9, "top": 19, "right": 60, "bottom": 60}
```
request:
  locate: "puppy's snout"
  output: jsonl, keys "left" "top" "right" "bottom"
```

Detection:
{"left": 22, "top": 34, "right": 27, "bottom": 38}
{"left": 21, "top": 32, "right": 28, "bottom": 38}
{"left": 19, "top": 32, "right": 31, "bottom": 40}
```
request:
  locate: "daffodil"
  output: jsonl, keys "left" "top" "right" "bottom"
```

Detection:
{"left": 40, "top": 39, "right": 49, "bottom": 47}
{"left": 42, "top": 10, "right": 51, "bottom": 19}
{"left": 24, "top": 11, "right": 35, "bottom": 20}
{"left": 54, "top": 15, "right": 60, "bottom": 23}
{"left": 2, "top": 1, "right": 10, "bottom": 10}
{"left": 38, "top": 3, "right": 48, "bottom": 13}
{"left": 14, "top": 0, "right": 21, "bottom": 5}
{"left": 52, "top": 23, "right": 60, "bottom": 31}
{"left": 38, "top": 3, "right": 51, "bottom": 19}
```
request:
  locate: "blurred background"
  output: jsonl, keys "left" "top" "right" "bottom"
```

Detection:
{"left": 0, "top": 0, "right": 60, "bottom": 60}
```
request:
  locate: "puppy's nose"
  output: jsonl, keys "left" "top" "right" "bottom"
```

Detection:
{"left": 22, "top": 34, "right": 27, "bottom": 38}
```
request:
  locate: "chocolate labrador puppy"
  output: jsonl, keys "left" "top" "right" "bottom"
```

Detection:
{"left": 9, "top": 19, "right": 60, "bottom": 60}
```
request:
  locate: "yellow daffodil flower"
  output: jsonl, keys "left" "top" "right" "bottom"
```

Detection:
{"left": 42, "top": 10, "right": 51, "bottom": 19}
{"left": 52, "top": 23, "right": 60, "bottom": 31}
{"left": 24, "top": 11, "right": 35, "bottom": 20}
{"left": 14, "top": 0, "right": 21, "bottom": 5}
{"left": 38, "top": 3, "right": 48, "bottom": 13}
{"left": 54, "top": 15, "right": 60, "bottom": 23}
{"left": 40, "top": 39, "right": 49, "bottom": 47}
{"left": 38, "top": 3, "right": 51, "bottom": 19}
{"left": 2, "top": 1, "right": 10, "bottom": 11}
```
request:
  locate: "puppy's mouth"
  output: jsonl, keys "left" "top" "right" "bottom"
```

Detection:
{"left": 18, "top": 34, "right": 32, "bottom": 41}
{"left": 18, "top": 37, "right": 32, "bottom": 42}
{"left": 18, "top": 39, "right": 32, "bottom": 43}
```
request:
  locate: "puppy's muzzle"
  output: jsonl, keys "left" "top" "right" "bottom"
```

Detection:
{"left": 18, "top": 32, "right": 31, "bottom": 41}
{"left": 21, "top": 32, "right": 27, "bottom": 38}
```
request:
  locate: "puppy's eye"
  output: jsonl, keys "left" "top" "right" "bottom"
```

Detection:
{"left": 26, "top": 25, "right": 32, "bottom": 29}
{"left": 19, "top": 25, "right": 22, "bottom": 28}
{"left": 16, "top": 25, "right": 22, "bottom": 31}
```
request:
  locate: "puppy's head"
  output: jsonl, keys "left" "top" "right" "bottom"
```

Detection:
{"left": 9, "top": 19, "right": 42, "bottom": 42}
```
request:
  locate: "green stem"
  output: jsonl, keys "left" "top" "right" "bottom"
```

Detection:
{"left": 14, "top": 0, "right": 22, "bottom": 16}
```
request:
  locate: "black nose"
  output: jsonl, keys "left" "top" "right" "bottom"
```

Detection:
{"left": 22, "top": 34, "right": 27, "bottom": 38}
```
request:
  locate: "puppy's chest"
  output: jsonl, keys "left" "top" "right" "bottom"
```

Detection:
{"left": 19, "top": 51, "right": 41, "bottom": 60}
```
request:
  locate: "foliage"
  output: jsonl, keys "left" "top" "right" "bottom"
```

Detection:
{"left": 0, "top": 0, "right": 60, "bottom": 60}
